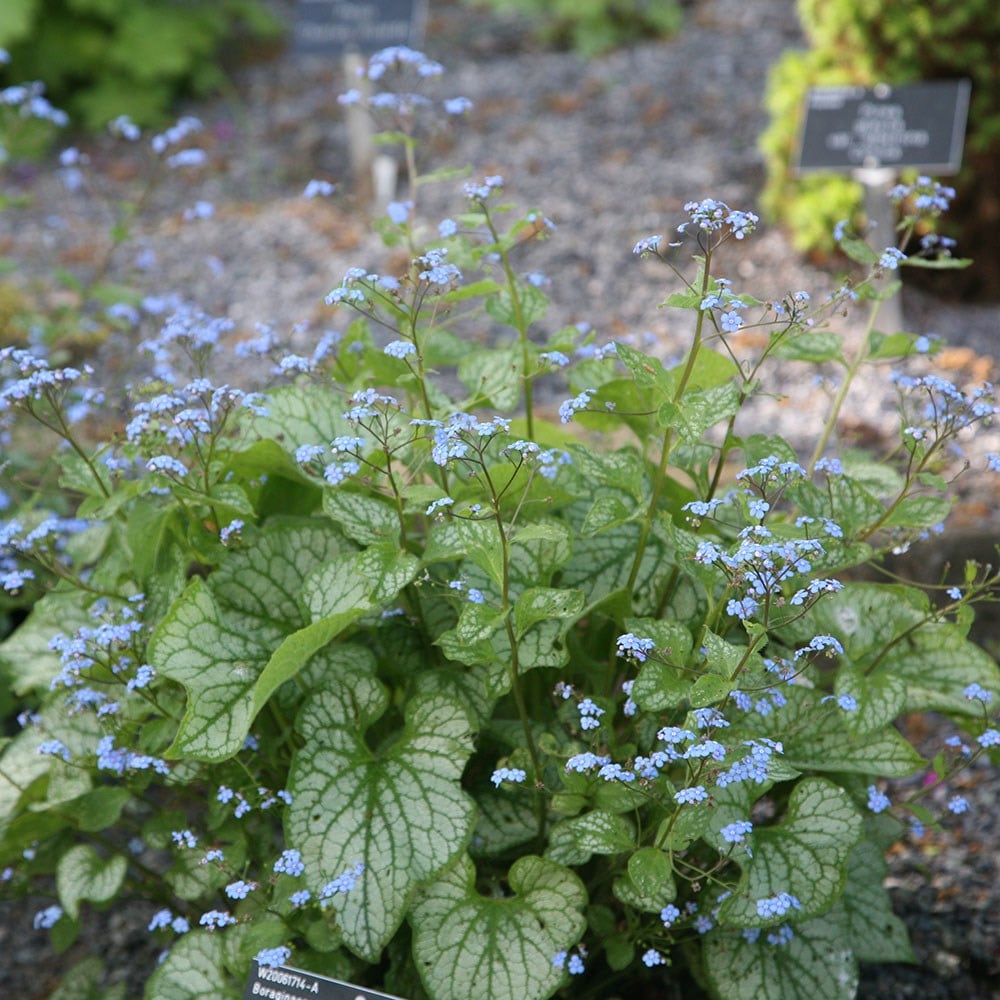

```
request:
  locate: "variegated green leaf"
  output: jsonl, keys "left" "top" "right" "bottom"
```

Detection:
{"left": 56, "top": 844, "right": 127, "bottom": 919}
{"left": 287, "top": 678, "right": 475, "bottom": 960}
{"left": 149, "top": 522, "right": 345, "bottom": 760}
{"left": 704, "top": 909, "right": 858, "bottom": 1000}
{"left": 718, "top": 777, "right": 862, "bottom": 927}
{"left": 411, "top": 854, "right": 586, "bottom": 1000}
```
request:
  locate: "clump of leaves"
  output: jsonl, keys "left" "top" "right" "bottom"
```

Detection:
{"left": 1, "top": 46, "right": 998, "bottom": 1000}
{"left": 462, "top": 0, "right": 684, "bottom": 54}
{"left": 0, "top": 0, "right": 281, "bottom": 131}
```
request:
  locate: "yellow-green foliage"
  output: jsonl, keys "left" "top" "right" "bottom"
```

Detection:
{"left": 761, "top": 0, "right": 1000, "bottom": 283}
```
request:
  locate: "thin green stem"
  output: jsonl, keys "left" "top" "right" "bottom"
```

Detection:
{"left": 807, "top": 307, "right": 876, "bottom": 473}
{"left": 483, "top": 211, "right": 534, "bottom": 438}
{"left": 626, "top": 254, "right": 714, "bottom": 596}
{"left": 28, "top": 397, "right": 111, "bottom": 499}
{"left": 809, "top": 222, "right": 917, "bottom": 472}
{"left": 482, "top": 463, "right": 545, "bottom": 839}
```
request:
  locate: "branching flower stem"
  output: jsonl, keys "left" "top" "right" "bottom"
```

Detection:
{"left": 483, "top": 209, "right": 535, "bottom": 439}
{"left": 626, "top": 253, "right": 715, "bottom": 597}
{"left": 481, "top": 463, "right": 545, "bottom": 839}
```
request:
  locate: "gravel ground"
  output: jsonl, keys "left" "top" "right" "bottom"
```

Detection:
{"left": 1, "top": 0, "right": 998, "bottom": 996}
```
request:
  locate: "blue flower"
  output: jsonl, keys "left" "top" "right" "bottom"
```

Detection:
{"left": 565, "top": 752, "right": 611, "bottom": 773}
{"left": 108, "top": 115, "right": 140, "bottom": 140}
{"left": 464, "top": 174, "right": 503, "bottom": 202}
{"left": 683, "top": 740, "right": 726, "bottom": 761}
{"left": 642, "top": 949, "right": 666, "bottom": 967}
{"left": 219, "top": 519, "right": 244, "bottom": 546}
{"left": 720, "top": 309, "right": 744, "bottom": 333}
{"left": 323, "top": 460, "right": 360, "bottom": 486}
{"left": 303, "top": 178, "right": 335, "bottom": 199}
{"left": 658, "top": 726, "right": 696, "bottom": 745}
{"left": 37, "top": 739, "right": 71, "bottom": 762}
{"left": 821, "top": 693, "right": 857, "bottom": 712}
{"left": 148, "top": 908, "right": 173, "bottom": 932}
{"left": 182, "top": 200, "right": 214, "bottom": 221}
{"left": 33, "top": 905, "right": 63, "bottom": 929}
{"left": 165, "top": 148, "right": 207, "bottom": 170}
{"left": 597, "top": 762, "right": 635, "bottom": 782}
{"left": 715, "top": 739, "right": 782, "bottom": 787}
{"left": 867, "top": 785, "right": 891, "bottom": 814}
{"left": 674, "top": 785, "right": 708, "bottom": 805}
{"left": 255, "top": 946, "right": 291, "bottom": 969}
{"left": 425, "top": 496, "right": 454, "bottom": 517}
{"left": 683, "top": 498, "right": 725, "bottom": 518}
{"left": 767, "top": 924, "right": 795, "bottom": 947}
{"left": 661, "top": 903, "right": 681, "bottom": 926}
{"left": 633, "top": 235, "right": 662, "bottom": 256}
{"left": 726, "top": 596, "right": 759, "bottom": 620}
{"left": 386, "top": 201, "right": 412, "bottom": 224}
{"left": 878, "top": 247, "right": 906, "bottom": 271}
{"left": 615, "top": 633, "right": 655, "bottom": 662}
{"left": 199, "top": 910, "right": 237, "bottom": 930}
{"left": 443, "top": 96, "right": 473, "bottom": 115}
{"left": 755, "top": 892, "right": 801, "bottom": 919}
{"left": 274, "top": 849, "right": 305, "bottom": 877}
{"left": 558, "top": 388, "right": 594, "bottom": 424}
{"left": 384, "top": 339, "right": 416, "bottom": 359}
{"left": 146, "top": 455, "right": 188, "bottom": 477}
{"left": 319, "top": 861, "right": 365, "bottom": 904}
{"left": 490, "top": 767, "right": 527, "bottom": 787}
{"left": 721, "top": 820, "right": 753, "bottom": 844}
{"left": 794, "top": 634, "right": 843, "bottom": 660}
{"left": 947, "top": 795, "right": 970, "bottom": 815}
{"left": 963, "top": 683, "right": 992, "bottom": 703}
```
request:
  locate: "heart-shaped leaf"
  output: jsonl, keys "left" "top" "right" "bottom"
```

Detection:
{"left": 411, "top": 854, "right": 586, "bottom": 1000}
{"left": 57, "top": 845, "right": 127, "bottom": 919}
{"left": 287, "top": 677, "right": 475, "bottom": 960}
{"left": 718, "top": 777, "right": 861, "bottom": 927}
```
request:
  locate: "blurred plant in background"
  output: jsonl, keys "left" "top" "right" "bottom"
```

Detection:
{"left": 0, "top": 0, "right": 282, "bottom": 134}
{"left": 760, "top": 0, "right": 1000, "bottom": 300}
{"left": 461, "top": 0, "right": 683, "bottom": 55}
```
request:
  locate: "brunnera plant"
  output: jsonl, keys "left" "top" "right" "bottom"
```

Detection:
{"left": 1, "top": 46, "right": 999, "bottom": 1000}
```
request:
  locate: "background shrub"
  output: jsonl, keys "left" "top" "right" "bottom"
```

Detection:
{"left": 461, "top": 0, "right": 684, "bottom": 55}
{"left": 0, "top": 0, "right": 282, "bottom": 132}
{"left": 760, "top": 0, "right": 1000, "bottom": 300}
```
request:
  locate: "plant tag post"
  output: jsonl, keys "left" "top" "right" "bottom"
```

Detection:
{"left": 243, "top": 961, "right": 406, "bottom": 1000}
{"left": 293, "top": 0, "right": 429, "bottom": 207}
{"left": 795, "top": 79, "right": 971, "bottom": 333}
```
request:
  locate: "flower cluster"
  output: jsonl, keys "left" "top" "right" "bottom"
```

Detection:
{"left": 677, "top": 199, "right": 759, "bottom": 243}
{"left": 337, "top": 46, "right": 473, "bottom": 131}
{"left": 892, "top": 373, "right": 996, "bottom": 454}
{"left": 888, "top": 175, "right": 956, "bottom": 217}
{"left": 0, "top": 348, "right": 97, "bottom": 427}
